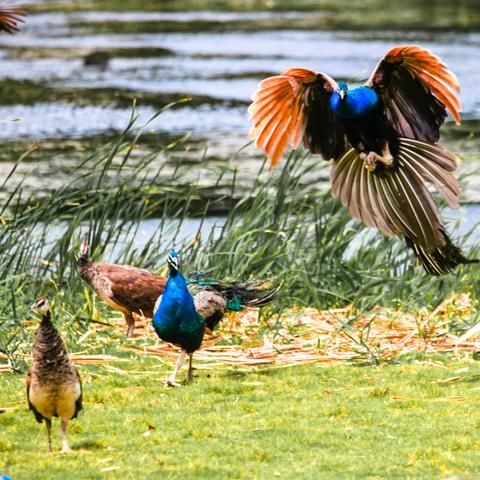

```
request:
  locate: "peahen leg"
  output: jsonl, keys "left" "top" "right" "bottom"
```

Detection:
{"left": 165, "top": 350, "right": 186, "bottom": 387}
{"left": 45, "top": 418, "right": 53, "bottom": 453}
{"left": 125, "top": 312, "right": 135, "bottom": 338}
{"left": 187, "top": 353, "right": 194, "bottom": 382}
{"left": 60, "top": 419, "right": 71, "bottom": 453}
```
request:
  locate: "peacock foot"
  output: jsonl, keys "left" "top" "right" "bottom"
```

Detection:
{"left": 61, "top": 445, "right": 72, "bottom": 454}
{"left": 360, "top": 152, "right": 377, "bottom": 171}
{"left": 360, "top": 151, "right": 394, "bottom": 171}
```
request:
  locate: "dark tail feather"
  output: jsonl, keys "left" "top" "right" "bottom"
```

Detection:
{"left": 188, "top": 272, "right": 279, "bottom": 311}
{"left": 405, "top": 230, "right": 479, "bottom": 275}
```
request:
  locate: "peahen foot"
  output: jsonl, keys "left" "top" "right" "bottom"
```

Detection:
{"left": 125, "top": 312, "right": 135, "bottom": 338}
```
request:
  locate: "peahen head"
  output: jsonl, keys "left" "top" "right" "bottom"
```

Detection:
{"left": 31, "top": 296, "right": 50, "bottom": 314}
{"left": 80, "top": 241, "right": 90, "bottom": 258}
{"left": 167, "top": 250, "right": 180, "bottom": 276}
{"left": 337, "top": 81, "right": 348, "bottom": 100}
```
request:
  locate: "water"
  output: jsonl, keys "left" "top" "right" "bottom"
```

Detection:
{"left": 0, "top": 0, "right": 479, "bottom": 204}
{"left": 106, "top": 205, "right": 480, "bottom": 260}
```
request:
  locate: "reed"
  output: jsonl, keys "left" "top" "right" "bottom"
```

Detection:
{"left": 1, "top": 111, "right": 479, "bottom": 369}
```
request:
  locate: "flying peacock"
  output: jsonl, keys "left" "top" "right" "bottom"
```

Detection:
{"left": 0, "top": 1, "right": 24, "bottom": 33}
{"left": 248, "top": 45, "right": 478, "bottom": 275}
{"left": 153, "top": 251, "right": 277, "bottom": 386}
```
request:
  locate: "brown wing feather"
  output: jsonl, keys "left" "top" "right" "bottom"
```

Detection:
{"left": 249, "top": 68, "right": 348, "bottom": 166}
{"left": 72, "top": 365, "right": 82, "bottom": 419}
{"left": 99, "top": 264, "right": 166, "bottom": 317}
{"left": 26, "top": 369, "right": 45, "bottom": 423}
{"left": 0, "top": 4, "right": 24, "bottom": 34}
{"left": 366, "top": 45, "right": 461, "bottom": 142}
{"left": 194, "top": 290, "right": 227, "bottom": 333}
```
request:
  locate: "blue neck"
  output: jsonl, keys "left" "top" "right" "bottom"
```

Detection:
{"left": 153, "top": 271, "right": 196, "bottom": 326}
{"left": 330, "top": 86, "right": 378, "bottom": 119}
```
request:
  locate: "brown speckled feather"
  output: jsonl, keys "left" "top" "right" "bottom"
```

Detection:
{"left": 331, "top": 138, "right": 460, "bottom": 253}
{"left": 193, "top": 290, "right": 227, "bottom": 333}
{"left": 78, "top": 258, "right": 166, "bottom": 318}
{"left": 95, "top": 263, "right": 166, "bottom": 317}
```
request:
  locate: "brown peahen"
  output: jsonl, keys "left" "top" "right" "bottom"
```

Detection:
{"left": 27, "top": 297, "right": 82, "bottom": 453}
{"left": 77, "top": 242, "right": 166, "bottom": 337}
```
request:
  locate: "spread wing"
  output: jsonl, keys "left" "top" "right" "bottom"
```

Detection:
{"left": 0, "top": 3, "right": 24, "bottom": 34}
{"left": 248, "top": 68, "right": 348, "bottom": 166}
{"left": 101, "top": 264, "right": 167, "bottom": 317}
{"left": 366, "top": 45, "right": 461, "bottom": 142}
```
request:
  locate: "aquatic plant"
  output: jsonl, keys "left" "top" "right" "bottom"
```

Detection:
{"left": 0, "top": 111, "right": 478, "bottom": 370}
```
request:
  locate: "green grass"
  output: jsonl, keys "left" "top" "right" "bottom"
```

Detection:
{"left": 2, "top": 357, "right": 480, "bottom": 479}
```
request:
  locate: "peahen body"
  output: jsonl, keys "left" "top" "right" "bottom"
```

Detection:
{"left": 27, "top": 297, "right": 82, "bottom": 453}
{"left": 77, "top": 242, "right": 166, "bottom": 337}
{"left": 249, "top": 45, "right": 478, "bottom": 275}
{"left": 153, "top": 251, "right": 277, "bottom": 386}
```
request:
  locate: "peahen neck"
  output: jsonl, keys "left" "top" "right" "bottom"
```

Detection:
{"left": 34, "top": 311, "right": 69, "bottom": 371}
{"left": 77, "top": 254, "right": 90, "bottom": 273}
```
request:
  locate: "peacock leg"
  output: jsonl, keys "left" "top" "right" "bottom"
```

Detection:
{"left": 164, "top": 350, "right": 186, "bottom": 387}
{"left": 125, "top": 312, "right": 135, "bottom": 338}
{"left": 380, "top": 143, "right": 394, "bottom": 166}
{"left": 360, "top": 144, "right": 393, "bottom": 171}
{"left": 46, "top": 418, "right": 53, "bottom": 453}
{"left": 187, "top": 353, "right": 194, "bottom": 382}
{"left": 60, "top": 419, "right": 71, "bottom": 453}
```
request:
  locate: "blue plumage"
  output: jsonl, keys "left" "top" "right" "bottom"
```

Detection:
{"left": 152, "top": 251, "right": 278, "bottom": 385}
{"left": 330, "top": 84, "right": 378, "bottom": 119}
{"left": 153, "top": 255, "right": 204, "bottom": 354}
{"left": 152, "top": 251, "right": 205, "bottom": 386}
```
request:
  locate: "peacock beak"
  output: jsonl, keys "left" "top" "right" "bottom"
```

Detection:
{"left": 339, "top": 90, "right": 345, "bottom": 100}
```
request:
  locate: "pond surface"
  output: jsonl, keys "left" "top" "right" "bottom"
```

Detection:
{"left": 0, "top": 0, "right": 479, "bottom": 205}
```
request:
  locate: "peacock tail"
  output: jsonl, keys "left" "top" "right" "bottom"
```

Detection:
{"left": 187, "top": 272, "right": 279, "bottom": 311}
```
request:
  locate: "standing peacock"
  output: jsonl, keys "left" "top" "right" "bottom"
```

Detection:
{"left": 27, "top": 297, "right": 82, "bottom": 453}
{"left": 0, "top": 1, "right": 24, "bottom": 33}
{"left": 153, "top": 251, "right": 277, "bottom": 386}
{"left": 249, "top": 45, "right": 477, "bottom": 275}
{"left": 77, "top": 242, "right": 166, "bottom": 337}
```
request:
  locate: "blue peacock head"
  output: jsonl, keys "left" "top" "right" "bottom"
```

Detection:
{"left": 167, "top": 250, "right": 179, "bottom": 275}
{"left": 337, "top": 81, "right": 348, "bottom": 100}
